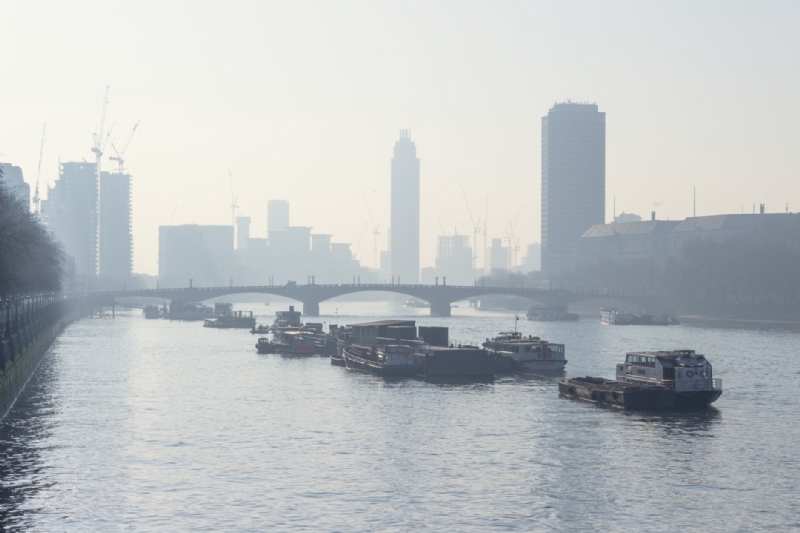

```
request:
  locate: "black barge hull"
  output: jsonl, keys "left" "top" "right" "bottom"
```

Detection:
{"left": 559, "top": 377, "right": 721, "bottom": 411}
{"left": 343, "top": 347, "right": 415, "bottom": 378}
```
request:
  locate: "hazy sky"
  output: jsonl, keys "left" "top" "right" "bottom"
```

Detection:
{"left": 2, "top": 0, "right": 799, "bottom": 275}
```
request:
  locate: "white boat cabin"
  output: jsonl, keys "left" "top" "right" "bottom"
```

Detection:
{"left": 616, "top": 349, "right": 721, "bottom": 392}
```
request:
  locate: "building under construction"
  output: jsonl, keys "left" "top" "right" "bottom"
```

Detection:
{"left": 99, "top": 171, "right": 133, "bottom": 283}
{"left": 41, "top": 162, "right": 98, "bottom": 284}
{"left": 40, "top": 162, "right": 133, "bottom": 288}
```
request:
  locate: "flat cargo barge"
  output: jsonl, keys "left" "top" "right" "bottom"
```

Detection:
{"left": 559, "top": 349, "right": 723, "bottom": 411}
{"left": 559, "top": 377, "right": 722, "bottom": 410}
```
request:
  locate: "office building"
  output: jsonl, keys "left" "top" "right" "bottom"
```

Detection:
{"left": 236, "top": 216, "right": 251, "bottom": 250}
{"left": 541, "top": 102, "right": 605, "bottom": 276}
{"left": 158, "top": 224, "right": 234, "bottom": 287}
{"left": 268, "top": 200, "right": 290, "bottom": 234}
{"left": 579, "top": 219, "right": 679, "bottom": 268}
{"left": 488, "top": 238, "right": 509, "bottom": 273}
{"left": 390, "top": 130, "right": 420, "bottom": 283}
{"left": 524, "top": 243, "right": 541, "bottom": 271}
{"left": 98, "top": 171, "right": 133, "bottom": 283}
{"left": 434, "top": 234, "right": 473, "bottom": 285}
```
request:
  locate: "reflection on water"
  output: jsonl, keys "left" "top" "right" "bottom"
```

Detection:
{"left": 0, "top": 303, "right": 798, "bottom": 531}
{"left": 0, "top": 360, "right": 57, "bottom": 528}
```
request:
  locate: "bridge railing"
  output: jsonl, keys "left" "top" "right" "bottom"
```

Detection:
{"left": 92, "top": 284, "right": 657, "bottom": 300}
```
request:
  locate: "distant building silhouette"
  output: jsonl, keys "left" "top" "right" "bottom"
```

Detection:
{"left": 524, "top": 243, "right": 541, "bottom": 271}
{"left": 488, "top": 238, "right": 509, "bottom": 273}
{"left": 98, "top": 171, "right": 132, "bottom": 284}
{"left": 268, "top": 200, "right": 290, "bottom": 234}
{"left": 236, "top": 216, "right": 251, "bottom": 250}
{"left": 541, "top": 102, "right": 605, "bottom": 277}
{"left": 390, "top": 130, "right": 420, "bottom": 283}
{"left": 422, "top": 234, "right": 474, "bottom": 285}
{"left": 579, "top": 219, "right": 678, "bottom": 268}
{"left": 158, "top": 224, "right": 234, "bottom": 287}
{"left": 41, "top": 162, "right": 98, "bottom": 282}
{"left": 577, "top": 212, "right": 800, "bottom": 268}
{"left": 0, "top": 163, "right": 30, "bottom": 209}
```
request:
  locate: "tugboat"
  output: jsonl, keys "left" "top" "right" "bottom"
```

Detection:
{"left": 559, "top": 349, "right": 722, "bottom": 410}
{"left": 143, "top": 305, "right": 160, "bottom": 319}
{"left": 482, "top": 331, "right": 567, "bottom": 372}
{"left": 343, "top": 344, "right": 416, "bottom": 377}
{"left": 255, "top": 337, "right": 276, "bottom": 354}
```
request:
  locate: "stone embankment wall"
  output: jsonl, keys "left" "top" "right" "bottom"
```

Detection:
{"left": 0, "top": 295, "right": 84, "bottom": 419}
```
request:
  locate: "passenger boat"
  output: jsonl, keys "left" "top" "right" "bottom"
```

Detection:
{"left": 559, "top": 349, "right": 722, "bottom": 410}
{"left": 526, "top": 306, "right": 579, "bottom": 321}
{"left": 204, "top": 311, "right": 256, "bottom": 329}
{"left": 271, "top": 329, "right": 316, "bottom": 356}
{"left": 601, "top": 308, "right": 679, "bottom": 326}
{"left": 482, "top": 331, "right": 567, "bottom": 372}
{"left": 143, "top": 305, "right": 160, "bottom": 319}
{"left": 343, "top": 344, "right": 416, "bottom": 377}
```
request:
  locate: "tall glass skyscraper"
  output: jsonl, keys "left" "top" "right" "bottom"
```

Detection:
{"left": 390, "top": 130, "right": 420, "bottom": 284}
{"left": 541, "top": 103, "right": 605, "bottom": 276}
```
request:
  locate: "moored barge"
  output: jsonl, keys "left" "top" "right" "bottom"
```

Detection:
{"left": 343, "top": 344, "right": 416, "bottom": 378}
{"left": 482, "top": 331, "right": 567, "bottom": 372}
{"left": 559, "top": 349, "right": 722, "bottom": 410}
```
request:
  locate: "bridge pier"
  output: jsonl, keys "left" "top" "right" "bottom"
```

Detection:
{"left": 430, "top": 300, "right": 451, "bottom": 317}
{"left": 303, "top": 301, "right": 320, "bottom": 317}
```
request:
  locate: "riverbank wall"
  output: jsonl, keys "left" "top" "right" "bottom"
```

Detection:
{"left": 0, "top": 295, "right": 85, "bottom": 419}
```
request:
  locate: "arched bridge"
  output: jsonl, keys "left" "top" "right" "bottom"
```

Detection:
{"left": 89, "top": 283, "right": 659, "bottom": 317}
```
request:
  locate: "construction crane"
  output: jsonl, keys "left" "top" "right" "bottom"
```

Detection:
{"left": 483, "top": 197, "right": 489, "bottom": 274}
{"left": 228, "top": 169, "right": 239, "bottom": 228}
{"left": 460, "top": 186, "right": 481, "bottom": 270}
{"left": 168, "top": 206, "right": 178, "bottom": 225}
{"left": 507, "top": 205, "right": 523, "bottom": 268}
{"left": 33, "top": 123, "right": 46, "bottom": 214}
{"left": 364, "top": 197, "right": 381, "bottom": 270}
{"left": 109, "top": 121, "right": 140, "bottom": 174}
{"left": 91, "top": 86, "right": 114, "bottom": 171}
{"left": 353, "top": 222, "right": 369, "bottom": 258}
{"left": 91, "top": 86, "right": 112, "bottom": 276}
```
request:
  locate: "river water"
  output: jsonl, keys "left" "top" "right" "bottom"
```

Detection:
{"left": 1, "top": 301, "right": 798, "bottom": 532}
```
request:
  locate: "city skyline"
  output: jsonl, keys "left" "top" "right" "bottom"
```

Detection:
{"left": 2, "top": 2, "right": 799, "bottom": 275}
